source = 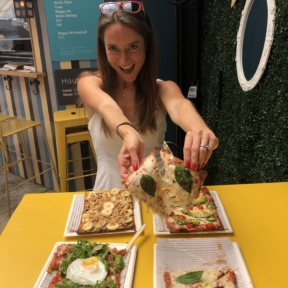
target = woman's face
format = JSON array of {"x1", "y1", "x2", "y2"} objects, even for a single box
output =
[{"x1": 103, "y1": 23, "x2": 146, "y2": 83}]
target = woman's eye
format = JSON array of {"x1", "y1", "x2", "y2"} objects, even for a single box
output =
[
  {"x1": 108, "y1": 46, "x2": 117, "y2": 52},
  {"x1": 130, "y1": 44, "x2": 138, "y2": 50}
]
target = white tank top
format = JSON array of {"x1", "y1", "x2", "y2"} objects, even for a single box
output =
[{"x1": 88, "y1": 110, "x2": 167, "y2": 190}]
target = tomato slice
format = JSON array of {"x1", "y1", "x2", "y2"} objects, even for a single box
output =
[
  {"x1": 186, "y1": 223, "x2": 195, "y2": 229},
  {"x1": 201, "y1": 187, "x2": 209, "y2": 194},
  {"x1": 205, "y1": 223, "x2": 215, "y2": 230}
]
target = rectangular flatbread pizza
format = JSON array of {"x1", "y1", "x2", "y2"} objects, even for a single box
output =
[
  {"x1": 122, "y1": 151, "x2": 166, "y2": 217},
  {"x1": 122, "y1": 149, "x2": 206, "y2": 217},
  {"x1": 163, "y1": 268, "x2": 237, "y2": 288},
  {"x1": 122, "y1": 148, "x2": 224, "y2": 233},
  {"x1": 77, "y1": 189, "x2": 136, "y2": 234},
  {"x1": 164, "y1": 187, "x2": 224, "y2": 233},
  {"x1": 47, "y1": 239, "x2": 127, "y2": 287}
]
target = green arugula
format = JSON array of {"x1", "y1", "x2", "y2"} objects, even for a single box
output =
[
  {"x1": 110, "y1": 253, "x2": 124, "y2": 274},
  {"x1": 59, "y1": 240, "x2": 110, "y2": 275},
  {"x1": 56, "y1": 277, "x2": 117, "y2": 287},
  {"x1": 55, "y1": 239, "x2": 124, "y2": 288}
]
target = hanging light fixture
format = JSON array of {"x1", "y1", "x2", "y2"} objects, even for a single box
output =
[{"x1": 13, "y1": 0, "x2": 35, "y2": 18}]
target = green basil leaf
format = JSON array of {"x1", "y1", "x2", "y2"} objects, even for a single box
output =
[
  {"x1": 140, "y1": 174, "x2": 156, "y2": 196},
  {"x1": 175, "y1": 271, "x2": 203, "y2": 284},
  {"x1": 175, "y1": 165, "x2": 193, "y2": 192}
]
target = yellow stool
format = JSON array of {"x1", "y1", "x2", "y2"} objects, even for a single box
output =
[
  {"x1": 0, "y1": 117, "x2": 59, "y2": 216},
  {"x1": 0, "y1": 114, "x2": 14, "y2": 173},
  {"x1": 0, "y1": 114, "x2": 13, "y2": 122},
  {"x1": 54, "y1": 108, "x2": 97, "y2": 192}
]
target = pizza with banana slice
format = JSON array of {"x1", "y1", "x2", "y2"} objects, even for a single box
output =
[{"x1": 77, "y1": 189, "x2": 135, "y2": 234}]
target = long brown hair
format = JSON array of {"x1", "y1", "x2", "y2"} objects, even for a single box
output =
[{"x1": 91, "y1": 5, "x2": 159, "y2": 135}]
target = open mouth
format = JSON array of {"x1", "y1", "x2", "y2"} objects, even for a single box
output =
[{"x1": 120, "y1": 64, "x2": 134, "y2": 73}]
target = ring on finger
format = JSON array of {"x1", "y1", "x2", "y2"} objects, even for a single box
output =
[{"x1": 200, "y1": 144, "x2": 210, "y2": 150}]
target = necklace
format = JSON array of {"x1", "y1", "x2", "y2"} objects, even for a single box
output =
[{"x1": 119, "y1": 88, "x2": 125, "y2": 97}]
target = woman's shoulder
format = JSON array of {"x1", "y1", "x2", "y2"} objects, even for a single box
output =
[
  {"x1": 157, "y1": 79, "x2": 180, "y2": 93},
  {"x1": 79, "y1": 70, "x2": 100, "y2": 78},
  {"x1": 77, "y1": 70, "x2": 102, "y2": 85},
  {"x1": 156, "y1": 80, "x2": 179, "y2": 114},
  {"x1": 157, "y1": 78, "x2": 173, "y2": 83}
]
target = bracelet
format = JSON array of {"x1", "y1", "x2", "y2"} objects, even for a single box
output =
[{"x1": 116, "y1": 122, "x2": 137, "y2": 139}]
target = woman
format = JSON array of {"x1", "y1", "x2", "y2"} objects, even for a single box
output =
[{"x1": 77, "y1": 1, "x2": 218, "y2": 190}]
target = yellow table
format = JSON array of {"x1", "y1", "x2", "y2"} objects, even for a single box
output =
[{"x1": 0, "y1": 182, "x2": 287, "y2": 287}]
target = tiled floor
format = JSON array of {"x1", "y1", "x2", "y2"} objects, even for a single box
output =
[{"x1": 0, "y1": 171, "x2": 54, "y2": 234}]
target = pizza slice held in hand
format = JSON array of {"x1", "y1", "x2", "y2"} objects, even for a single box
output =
[
  {"x1": 122, "y1": 149, "x2": 208, "y2": 218},
  {"x1": 160, "y1": 148, "x2": 207, "y2": 214},
  {"x1": 123, "y1": 148, "x2": 225, "y2": 233},
  {"x1": 122, "y1": 151, "x2": 166, "y2": 217},
  {"x1": 161, "y1": 148, "x2": 208, "y2": 195}
]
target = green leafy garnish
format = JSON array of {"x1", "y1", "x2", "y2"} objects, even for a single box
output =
[
  {"x1": 56, "y1": 276, "x2": 118, "y2": 287},
  {"x1": 54, "y1": 239, "x2": 125, "y2": 288},
  {"x1": 111, "y1": 253, "x2": 125, "y2": 273},
  {"x1": 59, "y1": 240, "x2": 110, "y2": 275},
  {"x1": 140, "y1": 174, "x2": 156, "y2": 196},
  {"x1": 175, "y1": 271, "x2": 204, "y2": 284},
  {"x1": 175, "y1": 165, "x2": 193, "y2": 192}
]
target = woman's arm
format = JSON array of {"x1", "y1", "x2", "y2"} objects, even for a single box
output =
[
  {"x1": 158, "y1": 80, "x2": 219, "y2": 170},
  {"x1": 77, "y1": 74, "x2": 144, "y2": 177},
  {"x1": 78, "y1": 75, "x2": 126, "y2": 127}
]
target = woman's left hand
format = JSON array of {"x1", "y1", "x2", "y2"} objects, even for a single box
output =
[{"x1": 183, "y1": 130, "x2": 219, "y2": 170}]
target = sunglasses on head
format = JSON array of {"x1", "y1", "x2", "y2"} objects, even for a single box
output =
[{"x1": 99, "y1": 1, "x2": 145, "y2": 15}]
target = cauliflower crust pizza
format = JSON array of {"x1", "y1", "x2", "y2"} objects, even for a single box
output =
[
  {"x1": 164, "y1": 187, "x2": 224, "y2": 233},
  {"x1": 122, "y1": 149, "x2": 207, "y2": 217},
  {"x1": 77, "y1": 189, "x2": 135, "y2": 234},
  {"x1": 122, "y1": 151, "x2": 166, "y2": 217},
  {"x1": 163, "y1": 268, "x2": 237, "y2": 288},
  {"x1": 122, "y1": 149, "x2": 224, "y2": 233}
]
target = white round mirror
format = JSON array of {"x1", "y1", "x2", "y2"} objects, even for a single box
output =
[{"x1": 236, "y1": 0, "x2": 276, "y2": 91}]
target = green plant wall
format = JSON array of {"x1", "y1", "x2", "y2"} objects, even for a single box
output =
[{"x1": 199, "y1": 0, "x2": 288, "y2": 184}]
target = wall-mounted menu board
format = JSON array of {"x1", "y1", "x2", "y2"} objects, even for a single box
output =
[
  {"x1": 54, "y1": 68, "x2": 95, "y2": 105},
  {"x1": 43, "y1": 0, "x2": 100, "y2": 61}
]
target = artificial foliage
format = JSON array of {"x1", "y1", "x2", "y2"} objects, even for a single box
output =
[{"x1": 199, "y1": 0, "x2": 288, "y2": 184}]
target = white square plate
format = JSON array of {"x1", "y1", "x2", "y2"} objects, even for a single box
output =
[
  {"x1": 153, "y1": 237, "x2": 254, "y2": 288},
  {"x1": 64, "y1": 194, "x2": 142, "y2": 237},
  {"x1": 34, "y1": 242, "x2": 137, "y2": 288},
  {"x1": 153, "y1": 191, "x2": 233, "y2": 235}
]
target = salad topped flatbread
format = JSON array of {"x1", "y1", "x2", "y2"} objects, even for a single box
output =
[{"x1": 47, "y1": 239, "x2": 127, "y2": 288}]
